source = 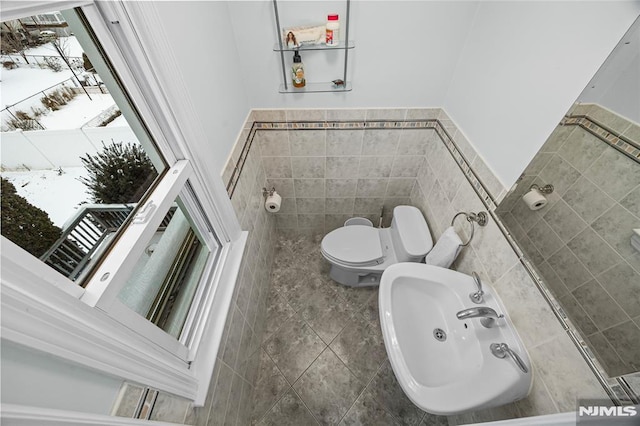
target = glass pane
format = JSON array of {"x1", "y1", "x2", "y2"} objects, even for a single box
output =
[
  {"x1": 0, "y1": 9, "x2": 165, "y2": 283},
  {"x1": 117, "y1": 195, "x2": 213, "y2": 339}
]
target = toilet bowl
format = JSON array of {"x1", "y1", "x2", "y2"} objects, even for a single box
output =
[{"x1": 321, "y1": 205, "x2": 433, "y2": 287}]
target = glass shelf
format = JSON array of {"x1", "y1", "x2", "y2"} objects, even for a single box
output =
[
  {"x1": 273, "y1": 40, "x2": 355, "y2": 52},
  {"x1": 278, "y1": 81, "x2": 352, "y2": 94},
  {"x1": 273, "y1": 0, "x2": 352, "y2": 95}
]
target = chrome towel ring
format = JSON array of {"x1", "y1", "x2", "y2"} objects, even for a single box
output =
[{"x1": 451, "y1": 211, "x2": 488, "y2": 246}]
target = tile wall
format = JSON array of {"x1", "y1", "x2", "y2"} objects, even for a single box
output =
[
  {"x1": 497, "y1": 104, "x2": 640, "y2": 377},
  {"x1": 244, "y1": 109, "x2": 442, "y2": 235},
  {"x1": 404, "y1": 109, "x2": 610, "y2": 422},
  {"x1": 183, "y1": 117, "x2": 279, "y2": 425},
  {"x1": 245, "y1": 108, "x2": 612, "y2": 421}
]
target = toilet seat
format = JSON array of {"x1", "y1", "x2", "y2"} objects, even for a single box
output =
[{"x1": 321, "y1": 225, "x2": 384, "y2": 266}]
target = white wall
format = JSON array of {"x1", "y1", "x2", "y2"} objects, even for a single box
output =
[
  {"x1": 227, "y1": 1, "x2": 478, "y2": 108},
  {"x1": 443, "y1": 1, "x2": 640, "y2": 188},
  {"x1": 578, "y1": 16, "x2": 640, "y2": 124},
  {"x1": 594, "y1": 53, "x2": 640, "y2": 123},
  {"x1": 152, "y1": 1, "x2": 251, "y2": 175},
  {"x1": 1, "y1": 341, "x2": 122, "y2": 414},
  {"x1": 226, "y1": 1, "x2": 639, "y2": 188}
]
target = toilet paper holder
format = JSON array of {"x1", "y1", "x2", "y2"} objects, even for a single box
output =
[
  {"x1": 530, "y1": 183, "x2": 554, "y2": 194},
  {"x1": 262, "y1": 187, "x2": 276, "y2": 197}
]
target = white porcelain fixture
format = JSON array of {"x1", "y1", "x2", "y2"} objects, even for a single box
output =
[
  {"x1": 321, "y1": 206, "x2": 432, "y2": 287},
  {"x1": 379, "y1": 263, "x2": 532, "y2": 415}
]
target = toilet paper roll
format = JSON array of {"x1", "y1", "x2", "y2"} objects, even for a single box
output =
[
  {"x1": 522, "y1": 188, "x2": 547, "y2": 211},
  {"x1": 265, "y1": 191, "x2": 282, "y2": 213}
]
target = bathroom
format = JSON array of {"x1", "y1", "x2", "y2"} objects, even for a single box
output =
[{"x1": 1, "y1": 1, "x2": 639, "y2": 425}]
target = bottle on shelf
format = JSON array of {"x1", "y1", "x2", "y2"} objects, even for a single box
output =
[
  {"x1": 292, "y1": 50, "x2": 305, "y2": 88},
  {"x1": 326, "y1": 14, "x2": 340, "y2": 46}
]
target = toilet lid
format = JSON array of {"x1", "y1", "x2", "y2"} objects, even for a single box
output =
[{"x1": 321, "y1": 225, "x2": 384, "y2": 265}]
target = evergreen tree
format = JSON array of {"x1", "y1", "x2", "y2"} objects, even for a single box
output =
[
  {"x1": 1, "y1": 178, "x2": 62, "y2": 257},
  {"x1": 80, "y1": 141, "x2": 157, "y2": 204}
]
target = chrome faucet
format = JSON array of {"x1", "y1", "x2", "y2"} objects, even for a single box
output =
[
  {"x1": 490, "y1": 343, "x2": 528, "y2": 373},
  {"x1": 469, "y1": 271, "x2": 484, "y2": 304},
  {"x1": 456, "y1": 306, "x2": 504, "y2": 328}
]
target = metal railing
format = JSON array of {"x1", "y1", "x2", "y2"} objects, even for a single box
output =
[
  {"x1": 40, "y1": 204, "x2": 134, "y2": 281},
  {"x1": 40, "y1": 204, "x2": 176, "y2": 282}
]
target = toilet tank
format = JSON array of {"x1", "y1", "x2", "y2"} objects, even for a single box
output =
[{"x1": 389, "y1": 206, "x2": 433, "y2": 262}]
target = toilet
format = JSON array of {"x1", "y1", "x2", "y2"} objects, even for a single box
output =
[{"x1": 321, "y1": 205, "x2": 433, "y2": 287}]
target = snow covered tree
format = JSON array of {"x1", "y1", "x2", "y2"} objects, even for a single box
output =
[
  {"x1": 79, "y1": 141, "x2": 157, "y2": 204},
  {"x1": 1, "y1": 178, "x2": 62, "y2": 257},
  {"x1": 0, "y1": 24, "x2": 30, "y2": 62}
]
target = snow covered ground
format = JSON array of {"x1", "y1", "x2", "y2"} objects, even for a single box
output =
[
  {"x1": 1, "y1": 66, "x2": 75, "y2": 106},
  {"x1": 23, "y1": 36, "x2": 85, "y2": 58},
  {"x1": 2, "y1": 35, "x2": 122, "y2": 130},
  {"x1": 38, "y1": 94, "x2": 117, "y2": 129},
  {"x1": 1, "y1": 64, "x2": 119, "y2": 130},
  {"x1": 2, "y1": 167, "x2": 90, "y2": 228},
  {"x1": 1, "y1": 37, "x2": 130, "y2": 227},
  {"x1": 106, "y1": 114, "x2": 130, "y2": 127},
  {"x1": 2, "y1": 37, "x2": 85, "y2": 106}
]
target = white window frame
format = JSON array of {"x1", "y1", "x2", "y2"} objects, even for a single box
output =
[
  {"x1": 2, "y1": 403, "x2": 182, "y2": 426},
  {"x1": 0, "y1": 0, "x2": 245, "y2": 406},
  {"x1": 82, "y1": 160, "x2": 197, "y2": 362}
]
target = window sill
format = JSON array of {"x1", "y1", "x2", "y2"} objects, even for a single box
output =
[
  {"x1": 0, "y1": 230, "x2": 247, "y2": 405},
  {"x1": 188, "y1": 231, "x2": 247, "y2": 406}
]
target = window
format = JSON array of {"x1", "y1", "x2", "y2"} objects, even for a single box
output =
[
  {"x1": 1, "y1": 0, "x2": 244, "y2": 405},
  {"x1": 0, "y1": 5, "x2": 223, "y2": 360}
]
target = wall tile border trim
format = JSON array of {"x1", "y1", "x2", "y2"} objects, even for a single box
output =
[
  {"x1": 563, "y1": 115, "x2": 640, "y2": 163},
  {"x1": 433, "y1": 124, "x2": 497, "y2": 210},
  {"x1": 226, "y1": 122, "x2": 259, "y2": 198},
  {"x1": 226, "y1": 119, "x2": 498, "y2": 211}
]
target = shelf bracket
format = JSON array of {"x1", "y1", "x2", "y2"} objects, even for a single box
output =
[
  {"x1": 273, "y1": 0, "x2": 289, "y2": 91},
  {"x1": 343, "y1": 0, "x2": 350, "y2": 85}
]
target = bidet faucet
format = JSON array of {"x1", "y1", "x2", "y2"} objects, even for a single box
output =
[
  {"x1": 456, "y1": 306, "x2": 504, "y2": 328},
  {"x1": 490, "y1": 343, "x2": 528, "y2": 373},
  {"x1": 469, "y1": 271, "x2": 484, "y2": 304}
]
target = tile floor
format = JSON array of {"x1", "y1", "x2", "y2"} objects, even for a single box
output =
[{"x1": 251, "y1": 233, "x2": 449, "y2": 425}]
